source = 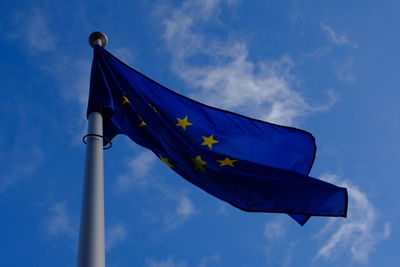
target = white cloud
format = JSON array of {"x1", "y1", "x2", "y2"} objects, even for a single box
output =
[
  {"x1": 0, "y1": 127, "x2": 44, "y2": 193},
  {"x1": 158, "y1": 0, "x2": 333, "y2": 125},
  {"x1": 176, "y1": 195, "x2": 196, "y2": 217},
  {"x1": 197, "y1": 253, "x2": 220, "y2": 267},
  {"x1": 337, "y1": 57, "x2": 356, "y2": 84},
  {"x1": 282, "y1": 242, "x2": 295, "y2": 267},
  {"x1": 264, "y1": 218, "x2": 286, "y2": 241},
  {"x1": 46, "y1": 202, "x2": 73, "y2": 236},
  {"x1": 52, "y1": 58, "x2": 92, "y2": 111},
  {"x1": 115, "y1": 149, "x2": 196, "y2": 233},
  {"x1": 146, "y1": 256, "x2": 187, "y2": 267},
  {"x1": 146, "y1": 253, "x2": 219, "y2": 267},
  {"x1": 116, "y1": 150, "x2": 157, "y2": 191},
  {"x1": 162, "y1": 193, "x2": 197, "y2": 232},
  {"x1": 321, "y1": 22, "x2": 357, "y2": 48},
  {"x1": 6, "y1": 8, "x2": 135, "y2": 147},
  {"x1": 5, "y1": 8, "x2": 93, "y2": 145},
  {"x1": 129, "y1": 150, "x2": 158, "y2": 177},
  {"x1": 8, "y1": 8, "x2": 56, "y2": 52},
  {"x1": 106, "y1": 224, "x2": 127, "y2": 250},
  {"x1": 306, "y1": 46, "x2": 332, "y2": 61},
  {"x1": 315, "y1": 174, "x2": 390, "y2": 264},
  {"x1": 112, "y1": 47, "x2": 135, "y2": 65},
  {"x1": 264, "y1": 217, "x2": 294, "y2": 266},
  {"x1": 42, "y1": 56, "x2": 94, "y2": 146},
  {"x1": 216, "y1": 202, "x2": 230, "y2": 215}
]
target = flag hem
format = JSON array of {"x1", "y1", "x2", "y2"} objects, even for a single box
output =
[{"x1": 226, "y1": 186, "x2": 347, "y2": 219}]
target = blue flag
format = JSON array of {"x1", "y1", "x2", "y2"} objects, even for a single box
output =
[{"x1": 88, "y1": 45, "x2": 347, "y2": 226}]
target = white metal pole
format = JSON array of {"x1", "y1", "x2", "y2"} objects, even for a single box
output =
[{"x1": 77, "y1": 32, "x2": 108, "y2": 267}]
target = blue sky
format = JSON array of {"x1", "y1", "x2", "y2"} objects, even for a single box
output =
[{"x1": 1, "y1": 0, "x2": 399, "y2": 266}]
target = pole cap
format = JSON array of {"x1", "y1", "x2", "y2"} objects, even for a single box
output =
[{"x1": 89, "y1": 32, "x2": 108, "y2": 48}]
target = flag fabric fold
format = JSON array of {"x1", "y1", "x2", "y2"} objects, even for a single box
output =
[{"x1": 87, "y1": 45, "x2": 348, "y2": 225}]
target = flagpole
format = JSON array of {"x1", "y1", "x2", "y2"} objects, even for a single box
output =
[{"x1": 77, "y1": 32, "x2": 108, "y2": 267}]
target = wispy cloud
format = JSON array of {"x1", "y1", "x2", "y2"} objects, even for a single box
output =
[
  {"x1": 158, "y1": 0, "x2": 333, "y2": 125},
  {"x1": 315, "y1": 174, "x2": 390, "y2": 264},
  {"x1": 197, "y1": 253, "x2": 220, "y2": 267},
  {"x1": 176, "y1": 194, "x2": 196, "y2": 217},
  {"x1": 0, "y1": 123, "x2": 44, "y2": 193},
  {"x1": 106, "y1": 224, "x2": 127, "y2": 250},
  {"x1": 337, "y1": 57, "x2": 356, "y2": 84},
  {"x1": 8, "y1": 8, "x2": 56, "y2": 52},
  {"x1": 146, "y1": 253, "x2": 220, "y2": 267},
  {"x1": 116, "y1": 150, "x2": 157, "y2": 191},
  {"x1": 321, "y1": 22, "x2": 357, "y2": 48},
  {"x1": 306, "y1": 46, "x2": 332, "y2": 61},
  {"x1": 264, "y1": 217, "x2": 294, "y2": 267},
  {"x1": 216, "y1": 202, "x2": 230, "y2": 215},
  {"x1": 0, "y1": 145, "x2": 43, "y2": 193},
  {"x1": 320, "y1": 23, "x2": 357, "y2": 84},
  {"x1": 146, "y1": 255, "x2": 187, "y2": 267},
  {"x1": 5, "y1": 6, "x2": 95, "y2": 146},
  {"x1": 39, "y1": 55, "x2": 93, "y2": 147},
  {"x1": 46, "y1": 202, "x2": 74, "y2": 236},
  {"x1": 112, "y1": 47, "x2": 136, "y2": 65},
  {"x1": 115, "y1": 149, "x2": 196, "y2": 233},
  {"x1": 264, "y1": 218, "x2": 286, "y2": 241},
  {"x1": 156, "y1": 191, "x2": 197, "y2": 233},
  {"x1": 51, "y1": 58, "x2": 92, "y2": 111}
]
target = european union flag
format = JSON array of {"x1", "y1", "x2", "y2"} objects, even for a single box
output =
[{"x1": 88, "y1": 45, "x2": 347, "y2": 226}]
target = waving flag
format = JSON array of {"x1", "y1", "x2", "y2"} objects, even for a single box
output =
[{"x1": 87, "y1": 45, "x2": 347, "y2": 226}]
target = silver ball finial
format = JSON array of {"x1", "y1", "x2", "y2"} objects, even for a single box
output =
[{"x1": 89, "y1": 32, "x2": 108, "y2": 48}]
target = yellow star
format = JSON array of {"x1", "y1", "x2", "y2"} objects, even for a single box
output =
[
  {"x1": 191, "y1": 155, "x2": 206, "y2": 172},
  {"x1": 217, "y1": 157, "x2": 238, "y2": 167},
  {"x1": 138, "y1": 120, "x2": 147, "y2": 127},
  {"x1": 148, "y1": 103, "x2": 158, "y2": 112},
  {"x1": 176, "y1": 116, "x2": 193, "y2": 130},
  {"x1": 137, "y1": 116, "x2": 147, "y2": 127},
  {"x1": 122, "y1": 96, "x2": 130, "y2": 105},
  {"x1": 201, "y1": 134, "x2": 219, "y2": 149},
  {"x1": 159, "y1": 155, "x2": 174, "y2": 168}
]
